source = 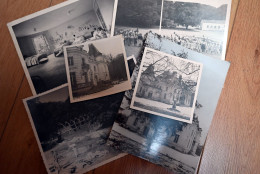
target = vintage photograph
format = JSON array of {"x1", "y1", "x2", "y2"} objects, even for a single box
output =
[
  {"x1": 107, "y1": 32, "x2": 230, "y2": 174},
  {"x1": 112, "y1": 0, "x2": 163, "y2": 57},
  {"x1": 8, "y1": 0, "x2": 115, "y2": 95},
  {"x1": 130, "y1": 47, "x2": 203, "y2": 123},
  {"x1": 64, "y1": 35, "x2": 131, "y2": 103},
  {"x1": 23, "y1": 85, "x2": 127, "y2": 174},
  {"x1": 160, "y1": 0, "x2": 232, "y2": 60}
]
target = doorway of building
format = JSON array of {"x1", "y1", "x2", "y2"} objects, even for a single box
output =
[{"x1": 148, "y1": 92, "x2": 153, "y2": 99}]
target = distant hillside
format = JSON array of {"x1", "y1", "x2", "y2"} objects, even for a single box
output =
[
  {"x1": 115, "y1": 0, "x2": 162, "y2": 28},
  {"x1": 162, "y1": 1, "x2": 228, "y2": 29},
  {"x1": 200, "y1": 4, "x2": 227, "y2": 20}
]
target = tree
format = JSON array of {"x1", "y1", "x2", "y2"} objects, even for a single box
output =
[
  {"x1": 116, "y1": 0, "x2": 162, "y2": 28},
  {"x1": 170, "y1": 2, "x2": 202, "y2": 29},
  {"x1": 162, "y1": 1, "x2": 228, "y2": 30},
  {"x1": 142, "y1": 50, "x2": 201, "y2": 82},
  {"x1": 138, "y1": 50, "x2": 201, "y2": 109}
]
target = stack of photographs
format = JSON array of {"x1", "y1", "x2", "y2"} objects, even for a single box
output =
[
  {"x1": 107, "y1": 32, "x2": 230, "y2": 173},
  {"x1": 7, "y1": 0, "x2": 232, "y2": 173},
  {"x1": 8, "y1": 0, "x2": 116, "y2": 95},
  {"x1": 23, "y1": 54, "x2": 135, "y2": 174},
  {"x1": 8, "y1": 0, "x2": 133, "y2": 174}
]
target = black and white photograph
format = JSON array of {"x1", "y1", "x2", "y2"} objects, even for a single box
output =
[
  {"x1": 130, "y1": 47, "x2": 203, "y2": 123},
  {"x1": 107, "y1": 32, "x2": 230, "y2": 174},
  {"x1": 160, "y1": 0, "x2": 232, "y2": 60},
  {"x1": 64, "y1": 35, "x2": 131, "y2": 103},
  {"x1": 127, "y1": 55, "x2": 137, "y2": 76},
  {"x1": 8, "y1": 0, "x2": 115, "y2": 95},
  {"x1": 23, "y1": 85, "x2": 128, "y2": 174},
  {"x1": 112, "y1": 0, "x2": 163, "y2": 57}
]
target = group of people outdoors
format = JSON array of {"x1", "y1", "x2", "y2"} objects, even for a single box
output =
[
  {"x1": 115, "y1": 28, "x2": 144, "y2": 47},
  {"x1": 164, "y1": 32, "x2": 223, "y2": 56}
]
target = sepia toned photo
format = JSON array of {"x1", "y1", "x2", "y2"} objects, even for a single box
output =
[
  {"x1": 8, "y1": 0, "x2": 115, "y2": 95},
  {"x1": 64, "y1": 35, "x2": 131, "y2": 103},
  {"x1": 23, "y1": 85, "x2": 126, "y2": 174},
  {"x1": 107, "y1": 32, "x2": 230, "y2": 174},
  {"x1": 131, "y1": 47, "x2": 203, "y2": 123},
  {"x1": 160, "y1": 0, "x2": 232, "y2": 60}
]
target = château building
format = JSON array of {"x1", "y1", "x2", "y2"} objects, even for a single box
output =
[
  {"x1": 123, "y1": 110, "x2": 201, "y2": 155},
  {"x1": 66, "y1": 44, "x2": 110, "y2": 90},
  {"x1": 136, "y1": 65, "x2": 195, "y2": 107}
]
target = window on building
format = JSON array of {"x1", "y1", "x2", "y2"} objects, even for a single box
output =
[
  {"x1": 70, "y1": 72, "x2": 76, "y2": 87},
  {"x1": 174, "y1": 135, "x2": 179, "y2": 143},
  {"x1": 68, "y1": 56, "x2": 74, "y2": 66},
  {"x1": 81, "y1": 58, "x2": 84, "y2": 64},
  {"x1": 187, "y1": 139, "x2": 191, "y2": 148},
  {"x1": 94, "y1": 66, "x2": 96, "y2": 72},
  {"x1": 148, "y1": 92, "x2": 153, "y2": 98},
  {"x1": 133, "y1": 118, "x2": 139, "y2": 126}
]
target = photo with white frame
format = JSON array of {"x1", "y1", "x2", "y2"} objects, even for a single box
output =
[
  {"x1": 130, "y1": 47, "x2": 203, "y2": 123},
  {"x1": 64, "y1": 35, "x2": 131, "y2": 103},
  {"x1": 111, "y1": 0, "x2": 231, "y2": 60},
  {"x1": 23, "y1": 84, "x2": 126, "y2": 174},
  {"x1": 159, "y1": 0, "x2": 232, "y2": 60}
]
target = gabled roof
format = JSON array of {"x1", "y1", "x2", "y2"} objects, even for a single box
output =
[{"x1": 88, "y1": 43, "x2": 102, "y2": 57}]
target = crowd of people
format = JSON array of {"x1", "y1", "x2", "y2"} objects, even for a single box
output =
[
  {"x1": 163, "y1": 32, "x2": 223, "y2": 56},
  {"x1": 115, "y1": 28, "x2": 144, "y2": 47},
  {"x1": 115, "y1": 28, "x2": 222, "y2": 56}
]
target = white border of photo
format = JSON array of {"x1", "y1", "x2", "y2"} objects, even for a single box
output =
[
  {"x1": 130, "y1": 47, "x2": 203, "y2": 123},
  {"x1": 23, "y1": 84, "x2": 127, "y2": 174},
  {"x1": 64, "y1": 35, "x2": 132, "y2": 103}
]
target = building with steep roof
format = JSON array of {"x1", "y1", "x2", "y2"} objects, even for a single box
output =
[
  {"x1": 136, "y1": 65, "x2": 195, "y2": 107},
  {"x1": 124, "y1": 110, "x2": 202, "y2": 154},
  {"x1": 67, "y1": 44, "x2": 110, "y2": 90}
]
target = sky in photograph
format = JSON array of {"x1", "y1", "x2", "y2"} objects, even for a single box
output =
[
  {"x1": 83, "y1": 37, "x2": 124, "y2": 58},
  {"x1": 143, "y1": 49, "x2": 202, "y2": 83},
  {"x1": 165, "y1": 0, "x2": 229, "y2": 8},
  {"x1": 37, "y1": 86, "x2": 68, "y2": 103}
]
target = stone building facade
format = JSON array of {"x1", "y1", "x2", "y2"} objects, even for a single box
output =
[
  {"x1": 67, "y1": 44, "x2": 110, "y2": 90},
  {"x1": 136, "y1": 65, "x2": 195, "y2": 107},
  {"x1": 124, "y1": 111, "x2": 201, "y2": 155}
]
